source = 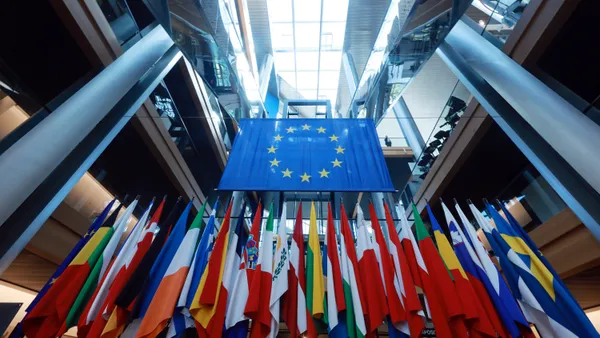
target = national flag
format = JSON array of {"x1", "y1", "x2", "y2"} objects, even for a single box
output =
[
  {"x1": 168, "y1": 202, "x2": 217, "y2": 338},
  {"x1": 269, "y1": 203, "x2": 289, "y2": 336},
  {"x1": 307, "y1": 202, "x2": 326, "y2": 325},
  {"x1": 499, "y1": 202, "x2": 581, "y2": 303},
  {"x1": 427, "y1": 203, "x2": 496, "y2": 337},
  {"x1": 65, "y1": 198, "x2": 139, "y2": 333},
  {"x1": 455, "y1": 203, "x2": 530, "y2": 338},
  {"x1": 355, "y1": 205, "x2": 388, "y2": 333},
  {"x1": 21, "y1": 201, "x2": 125, "y2": 338},
  {"x1": 442, "y1": 202, "x2": 509, "y2": 337},
  {"x1": 324, "y1": 203, "x2": 348, "y2": 337},
  {"x1": 86, "y1": 199, "x2": 166, "y2": 338},
  {"x1": 383, "y1": 202, "x2": 424, "y2": 338},
  {"x1": 100, "y1": 199, "x2": 181, "y2": 338},
  {"x1": 121, "y1": 200, "x2": 193, "y2": 337},
  {"x1": 484, "y1": 203, "x2": 599, "y2": 337},
  {"x1": 246, "y1": 202, "x2": 263, "y2": 282},
  {"x1": 135, "y1": 201, "x2": 205, "y2": 338},
  {"x1": 339, "y1": 203, "x2": 367, "y2": 338},
  {"x1": 222, "y1": 202, "x2": 262, "y2": 337},
  {"x1": 244, "y1": 202, "x2": 275, "y2": 338},
  {"x1": 223, "y1": 202, "x2": 248, "y2": 337},
  {"x1": 190, "y1": 199, "x2": 234, "y2": 337},
  {"x1": 222, "y1": 203, "x2": 250, "y2": 337},
  {"x1": 78, "y1": 200, "x2": 154, "y2": 337},
  {"x1": 283, "y1": 203, "x2": 313, "y2": 336},
  {"x1": 368, "y1": 204, "x2": 405, "y2": 332},
  {"x1": 412, "y1": 203, "x2": 465, "y2": 338},
  {"x1": 10, "y1": 199, "x2": 116, "y2": 338}
]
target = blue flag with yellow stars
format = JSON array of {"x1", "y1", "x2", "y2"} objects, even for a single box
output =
[{"x1": 218, "y1": 118, "x2": 394, "y2": 191}]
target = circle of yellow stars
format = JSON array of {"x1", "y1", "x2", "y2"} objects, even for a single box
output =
[{"x1": 267, "y1": 124, "x2": 344, "y2": 183}]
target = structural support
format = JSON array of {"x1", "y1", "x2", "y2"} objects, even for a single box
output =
[
  {"x1": 391, "y1": 97, "x2": 426, "y2": 159},
  {"x1": 0, "y1": 26, "x2": 174, "y2": 228},
  {"x1": 343, "y1": 53, "x2": 358, "y2": 95},
  {"x1": 0, "y1": 44, "x2": 182, "y2": 273},
  {"x1": 258, "y1": 54, "x2": 274, "y2": 101},
  {"x1": 445, "y1": 20, "x2": 600, "y2": 196},
  {"x1": 437, "y1": 41, "x2": 600, "y2": 241}
]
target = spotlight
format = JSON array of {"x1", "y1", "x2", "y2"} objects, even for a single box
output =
[{"x1": 434, "y1": 130, "x2": 450, "y2": 139}]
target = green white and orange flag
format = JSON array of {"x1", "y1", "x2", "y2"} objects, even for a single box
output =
[
  {"x1": 22, "y1": 201, "x2": 124, "y2": 338},
  {"x1": 135, "y1": 202, "x2": 206, "y2": 338},
  {"x1": 307, "y1": 202, "x2": 325, "y2": 323},
  {"x1": 339, "y1": 203, "x2": 367, "y2": 338}
]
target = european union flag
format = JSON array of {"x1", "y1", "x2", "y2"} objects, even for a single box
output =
[{"x1": 219, "y1": 119, "x2": 394, "y2": 191}]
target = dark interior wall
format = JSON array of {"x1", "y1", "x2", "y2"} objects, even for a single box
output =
[
  {"x1": 89, "y1": 122, "x2": 181, "y2": 216},
  {"x1": 536, "y1": 0, "x2": 600, "y2": 106},
  {"x1": 424, "y1": 123, "x2": 529, "y2": 226},
  {"x1": 0, "y1": 1, "x2": 96, "y2": 109},
  {"x1": 163, "y1": 66, "x2": 224, "y2": 194}
]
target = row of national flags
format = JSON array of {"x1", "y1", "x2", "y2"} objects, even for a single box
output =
[{"x1": 12, "y1": 195, "x2": 598, "y2": 338}]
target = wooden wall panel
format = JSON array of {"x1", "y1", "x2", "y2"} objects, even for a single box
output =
[
  {"x1": 0, "y1": 250, "x2": 58, "y2": 292},
  {"x1": 530, "y1": 208, "x2": 600, "y2": 279}
]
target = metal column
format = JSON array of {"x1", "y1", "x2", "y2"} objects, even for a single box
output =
[
  {"x1": 445, "y1": 20, "x2": 600, "y2": 196},
  {"x1": 392, "y1": 97, "x2": 426, "y2": 159},
  {"x1": 0, "y1": 44, "x2": 181, "y2": 272},
  {"x1": 0, "y1": 26, "x2": 174, "y2": 228},
  {"x1": 437, "y1": 41, "x2": 600, "y2": 241}
]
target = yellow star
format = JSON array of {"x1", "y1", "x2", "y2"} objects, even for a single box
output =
[
  {"x1": 282, "y1": 168, "x2": 293, "y2": 178},
  {"x1": 335, "y1": 145, "x2": 345, "y2": 154},
  {"x1": 84, "y1": 229, "x2": 96, "y2": 238},
  {"x1": 274, "y1": 134, "x2": 283, "y2": 141},
  {"x1": 319, "y1": 168, "x2": 330, "y2": 178},
  {"x1": 270, "y1": 158, "x2": 280, "y2": 167},
  {"x1": 331, "y1": 158, "x2": 343, "y2": 167},
  {"x1": 50, "y1": 277, "x2": 58, "y2": 285},
  {"x1": 286, "y1": 126, "x2": 296, "y2": 133},
  {"x1": 300, "y1": 172, "x2": 311, "y2": 182},
  {"x1": 267, "y1": 146, "x2": 277, "y2": 154},
  {"x1": 329, "y1": 134, "x2": 339, "y2": 142},
  {"x1": 302, "y1": 124, "x2": 311, "y2": 130},
  {"x1": 317, "y1": 127, "x2": 326, "y2": 134}
]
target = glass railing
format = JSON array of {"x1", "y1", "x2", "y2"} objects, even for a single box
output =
[
  {"x1": 97, "y1": 0, "x2": 146, "y2": 50},
  {"x1": 396, "y1": 80, "x2": 472, "y2": 208},
  {"x1": 464, "y1": 0, "x2": 528, "y2": 45},
  {"x1": 346, "y1": 0, "x2": 474, "y2": 119},
  {"x1": 493, "y1": 166, "x2": 567, "y2": 232},
  {"x1": 143, "y1": 0, "x2": 265, "y2": 121}
]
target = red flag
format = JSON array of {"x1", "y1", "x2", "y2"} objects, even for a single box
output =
[
  {"x1": 244, "y1": 202, "x2": 276, "y2": 338},
  {"x1": 191, "y1": 200, "x2": 234, "y2": 337},
  {"x1": 86, "y1": 200, "x2": 165, "y2": 338},
  {"x1": 283, "y1": 204, "x2": 317, "y2": 337},
  {"x1": 383, "y1": 202, "x2": 424, "y2": 338},
  {"x1": 368, "y1": 204, "x2": 405, "y2": 325},
  {"x1": 413, "y1": 204, "x2": 468, "y2": 337},
  {"x1": 355, "y1": 205, "x2": 388, "y2": 333}
]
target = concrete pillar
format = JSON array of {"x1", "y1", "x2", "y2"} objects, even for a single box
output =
[
  {"x1": 259, "y1": 54, "x2": 274, "y2": 101},
  {"x1": 0, "y1": 26, "x2": 174, "y2": 227},
  {"x1": 445, "y1": 20, "x2": 600, "y2": 196},
  {"x1": 343, "y1": 53, "x2": 358, "y2": 95},
  {"x1": 392, "y1": 97, "x2": 426, "y2": 158}
]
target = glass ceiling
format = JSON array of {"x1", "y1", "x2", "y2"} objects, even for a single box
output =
[{"x1": 267, "y1": 0, "x2": 350, "y2": 112}]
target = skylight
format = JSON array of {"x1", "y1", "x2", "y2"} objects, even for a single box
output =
[{"x1": 267, "y1": 0, "x2": 349, "y2": 112}]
